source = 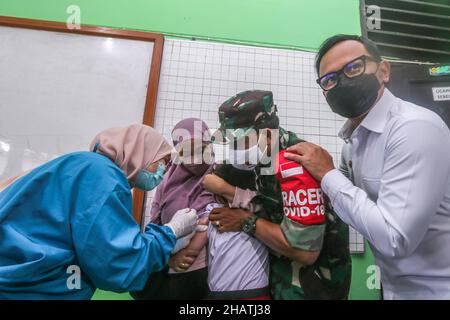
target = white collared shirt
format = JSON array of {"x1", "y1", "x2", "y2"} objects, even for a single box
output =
[{"x1": 321, "y1": 89, "x2": 450, "y2": 300}]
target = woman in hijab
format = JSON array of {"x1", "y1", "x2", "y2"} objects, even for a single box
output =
[
  {"x1": 0, "y1": 124, "x2": 198, "y2": 300},
  {"x1": 131, "y1": 118, "x2": 216, "y2": 300}
]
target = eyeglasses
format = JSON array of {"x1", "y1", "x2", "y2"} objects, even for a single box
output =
[{"x1": 316, "y1": 55, "x2": 380, "y2": 91}]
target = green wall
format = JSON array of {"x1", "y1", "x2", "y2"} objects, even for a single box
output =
[
  {"x1": 0, "y1": 0, "x2": 379, "y2": 300},
  {"x1": 0, "y1": 0, "x2": 362, "y2": 51}
]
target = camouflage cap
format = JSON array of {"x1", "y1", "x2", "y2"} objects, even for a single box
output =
[{"x1": 213, "y1": 90, "x2": 278, "y2": 143}]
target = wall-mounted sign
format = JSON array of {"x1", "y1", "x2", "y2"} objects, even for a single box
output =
[
  {"x1": 430, "y1": 66, "x2": 450, "y2": 77},
  {"x1": 432, "y1": 87, "x2": 450, "y2": 101}
]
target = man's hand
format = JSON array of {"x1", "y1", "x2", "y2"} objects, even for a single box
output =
[
  {"x1": 169, "y1": 248, "x2": 199, "y2": 273},
  {"x1": 284, "y1": 142, "x2": 335, "y2": 181},
  {"x1": 209, "y1": 207, "x2": 252, "y2": 233}
]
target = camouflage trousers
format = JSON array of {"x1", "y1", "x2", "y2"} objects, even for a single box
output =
[{"x1": 269, "y1": 256, "x2": 307, "y2": 300}]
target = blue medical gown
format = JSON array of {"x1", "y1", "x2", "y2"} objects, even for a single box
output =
[{"x1": 0, "y1": 152, "x2": 176, "y2": 299}]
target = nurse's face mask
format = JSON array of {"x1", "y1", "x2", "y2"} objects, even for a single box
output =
[{"x1": 134, "y1": 160, "x2": 167, "y2": 191}]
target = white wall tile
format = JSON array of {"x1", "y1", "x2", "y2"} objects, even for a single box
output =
[{"x1": 145, "y1": 39, "x2": 362, "y2": 250}]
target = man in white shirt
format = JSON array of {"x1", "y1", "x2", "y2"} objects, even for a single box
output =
[{"x1": 285, "y1": 35, "x2": 450, "y2": 300}]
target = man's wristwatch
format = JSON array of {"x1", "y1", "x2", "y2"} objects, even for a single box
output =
[{"x1": 242, "y1": 214, "x2": 259, "y2": 237}]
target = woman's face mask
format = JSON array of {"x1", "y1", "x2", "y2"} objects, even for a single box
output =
[
  {"x1": 177, "y1": 141, "x2": 214, "y2": 176},
  {"x1": 182, "y1": 163, "x2": 211, "y2": 176},
  {"x1": 134, "y1": 162, "x2": 166, "y2": 191}
]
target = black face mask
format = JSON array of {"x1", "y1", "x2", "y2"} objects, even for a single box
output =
[{"x1": 326, "y1": 74, "x2": 381, "y2": 118}]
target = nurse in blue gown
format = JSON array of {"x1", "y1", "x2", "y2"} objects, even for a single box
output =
[{"x1": 0, "y1": 124, "x2": 198, "y2": 299}]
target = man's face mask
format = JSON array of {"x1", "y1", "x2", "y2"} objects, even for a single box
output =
[
  {"x1": 229, "y1": 132, "x2": 268, "y2": 171},
  {"x1": 231, "y1": 144, "x2": 261, "y2": 171},
  {"x1": 134, "y1": 163, "x2": 166, "y2": 191},
  {"x1": 318, "y1": 55, "x2": 382, "y2": 119}
]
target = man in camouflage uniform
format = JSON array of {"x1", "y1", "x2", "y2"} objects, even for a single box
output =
[{"x1": 210, "y1": 90, "x2": 351, "y2": 300}]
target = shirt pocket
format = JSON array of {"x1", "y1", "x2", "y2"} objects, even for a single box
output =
[{"x1": 361, "y1": 177, "x2": 381, "y2": 201}]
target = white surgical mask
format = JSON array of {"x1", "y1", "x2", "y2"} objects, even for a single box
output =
[
  {"x1": 230, "y1": 143, "x2": 260, "y2": 165},
  {"x1": 232, "y1": 163, "x2": 257, "y2": 171},
  {"x1": 228, "y1": 132, "x2": 270, "y2": 168}
]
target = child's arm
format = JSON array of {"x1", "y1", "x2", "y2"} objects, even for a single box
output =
[
  {"x1": 203, "y1": 174, "x2": 236, "y2": 203},
  {"x1": 168, "y1": 216, "x2": 208, "y2": 272},
  {"x1": 204, "y1": 174, "x2": 261, "y2": 211},
  {"x1": 184, "y1": 217, "x2": 208, "y2": 253},
  {"x1": 184, "y1": 230, "x2": 208, "y2": 253}
]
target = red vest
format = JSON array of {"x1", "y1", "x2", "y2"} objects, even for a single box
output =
[{"x1": 275, "y1": 149, "x2": 327, "y2": 226}]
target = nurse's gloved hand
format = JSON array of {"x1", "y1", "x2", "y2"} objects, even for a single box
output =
[
  {"x1": 171, "y1": 224, "x2": 209, "y2": 254},
  {"x1": 164, "y1": 208, "x2": 198, "y2": 238}
]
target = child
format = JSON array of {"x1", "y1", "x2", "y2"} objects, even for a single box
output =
[
  {"x1": 203, "y1": 164, "x2": 270, "y2": 300},
  {"x1": 204, "y1": 148, "x2": 328, "y2": 300}
]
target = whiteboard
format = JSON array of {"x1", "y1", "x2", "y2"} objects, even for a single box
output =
[{"x1": 0, "y1": 26, "x2": 154, "y2": 180}]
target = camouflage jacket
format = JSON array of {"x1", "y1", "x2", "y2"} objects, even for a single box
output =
[{"x1": 252, "y1": 127, "x2": 352, "y2": 300}]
